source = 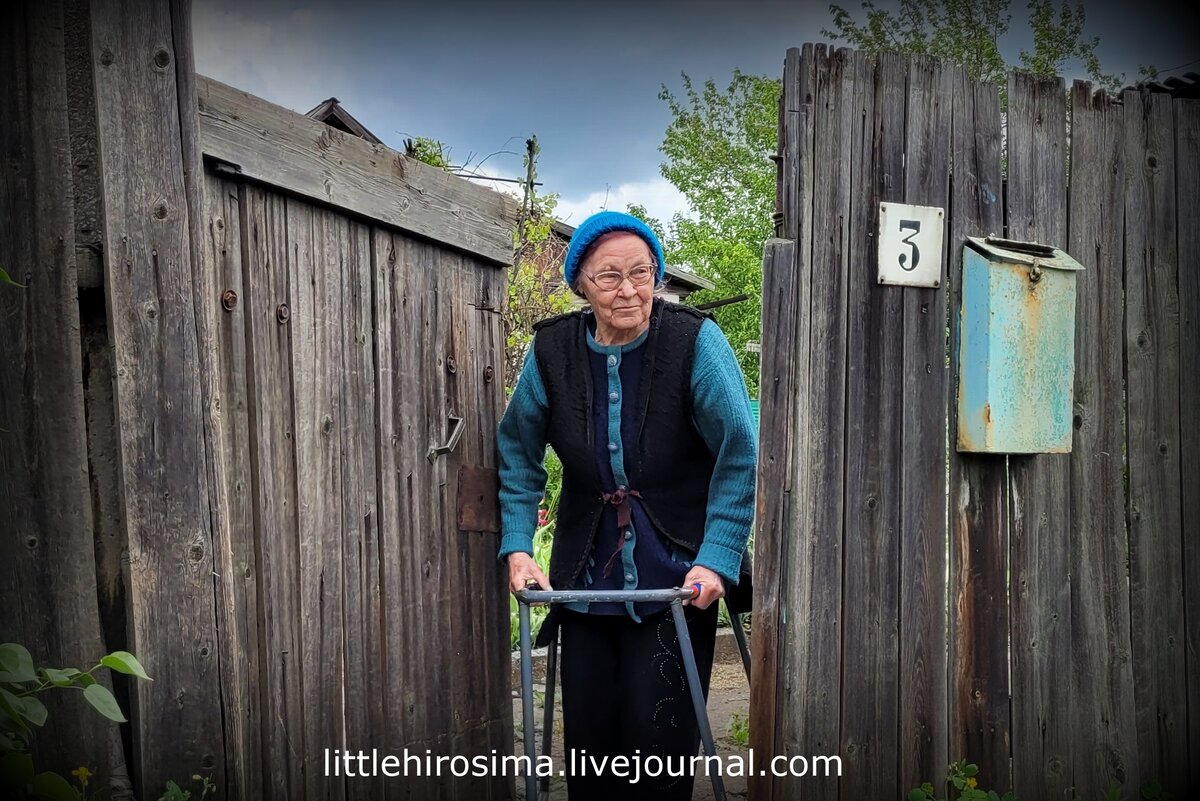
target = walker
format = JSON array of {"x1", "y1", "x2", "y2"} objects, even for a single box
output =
[{"x1": 514, "y1": 587, "x2": 751, "y2": 801}]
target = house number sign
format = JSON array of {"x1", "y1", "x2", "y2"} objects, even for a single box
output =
[{"x1": 877, "y1": 202, "x2": 944, "y2": 288}]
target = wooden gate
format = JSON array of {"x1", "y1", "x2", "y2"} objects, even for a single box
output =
[
  {"x1": 194, "y1": 78, "x2": 513, "y2": 800},
  {"x1": 753, "y1": 44, "x2": 1199, "y2": 801}
]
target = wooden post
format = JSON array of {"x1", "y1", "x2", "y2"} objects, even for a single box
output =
[
  {"x1": 947, "y1": 66, "x2": 1011, "y2": 794},
  {"x1": 0, "y1": 0, "x2": 114, "y2": 780},
  {"x1": 897, "y1": 52, "x2": 951, "y2": 792},
  {"x1": 89, "y1": 0, "x2": 225, "y2": 792},
  {"x1": 838, "y1": 47, "x2": 907, "y2": 801},
  {"x1": 1005, "y1": 71, "x2": 1072, "y2": 801},
  {"x1": 1123, "y1": 87, "x2": 1187, "y2": 794},
  {"x1": 1174, "y1": 96, "x2": 1200, "y2": 794},
  {"x1": 1066, "y1": 81, "x2": 1140, "y2": 800}
]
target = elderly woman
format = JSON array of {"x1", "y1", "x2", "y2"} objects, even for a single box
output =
[{"x1": 497, "y1": 210, "x2": 757, "y2": 800}]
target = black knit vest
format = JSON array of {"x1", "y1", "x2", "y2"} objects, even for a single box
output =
[{"x1": 532, "y1": 298, "x2": 716, "y2": 593}]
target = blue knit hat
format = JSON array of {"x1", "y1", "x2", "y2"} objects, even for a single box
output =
[{"x1": 563, "y1": 211, "x2": 666, "y2": 287}]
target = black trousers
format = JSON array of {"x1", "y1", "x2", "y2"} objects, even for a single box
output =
[{"x1": 558, "y1": 603, "x2": 719, "y2": 801}]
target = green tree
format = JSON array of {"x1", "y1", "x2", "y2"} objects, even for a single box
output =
[
  {"x1": 823, "y1": 0, "x2": 1127, "y2": 93},
  {"x1": 637, "y1": 70, "x2": 780, "y2": 395}
]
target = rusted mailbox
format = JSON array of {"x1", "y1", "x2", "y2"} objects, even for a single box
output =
[{"x1": 957, "y1": 236, "x2": 1083, "y2": 454}]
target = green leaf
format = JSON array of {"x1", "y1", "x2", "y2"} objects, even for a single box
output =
[
  {"x1": 0, "y1": 707, "x2": 30, "y2": 742},
  {"x1": 41, "y1": 668, "x2": 77, "y2": 687},
  {"x1": 0, "y1": 644, "x2": 37, "y2": 683},
  {"x1": 964, "y1": 763, "x2": 980, "y2": 777},
  {"x1": 908, "y1": 789, "x2": 929, "y2": 801},
  {"x1": 101, "y1": 651, "x2": 151, "y2": 681},
  {"x1": 0, "y1": 689, "x2": 31, "y2": 732},
  {"x1": 83, "y1": 684, "x2": 125, "y2": 722},
  {"x1": 20, "y1": 695, "x2": 47, "y2": 727},
  {"x1": 30, "y1": 771, "x2": 80, "y2": 801},
  {"x1": 76, "y1": 673, "x2": 96, "y2": 689},
  {"x1": 159, "y1": 779, "x2": 192, "y2": 801},
  {"x1": 0, "y1": 267, "x2": 26, "y2": 288},
  {"x1": 0, "y1": 751, "x2": 34, "y2": 788}
]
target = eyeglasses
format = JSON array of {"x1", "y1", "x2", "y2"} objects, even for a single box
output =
[{"x1": 582, "y1": 263, "x2": 657, "y2": 291}]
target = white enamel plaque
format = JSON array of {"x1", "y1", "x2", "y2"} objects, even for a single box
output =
[{"x1": 877, "y1": 202, "x2": 944, "y2": 288}]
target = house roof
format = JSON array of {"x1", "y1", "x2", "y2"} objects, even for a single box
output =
[
  {"x1": 1136, "y1": 71, "x2": 1200, "y2": 99},
  {"x1": 304, "y1": 97, "x2": 383, "y2": 145}
]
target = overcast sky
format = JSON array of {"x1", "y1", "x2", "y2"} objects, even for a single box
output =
[{"x1": 193, "y1": 0, "x2": 1199, "y2": 227}]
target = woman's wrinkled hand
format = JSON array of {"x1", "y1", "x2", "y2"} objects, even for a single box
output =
[
  {"x1": 507, "y1": 552, "x2": 553, "y2": 595},
  {"x1": 682, "y1": 565, "x2": 725, "y2": 609}
]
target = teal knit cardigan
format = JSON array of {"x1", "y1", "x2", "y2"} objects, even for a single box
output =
[{"x1": 496, "y1": 318, "x2": 757, "y2": 584}]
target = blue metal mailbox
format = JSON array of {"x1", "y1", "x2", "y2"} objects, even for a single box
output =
[{"x1": 957, "y1": 236, "x2": 1084, "y2": 454}]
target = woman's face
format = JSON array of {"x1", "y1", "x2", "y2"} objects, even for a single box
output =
[{"x1": 577, "y1": 232, "x2": 656, "y2": 335}]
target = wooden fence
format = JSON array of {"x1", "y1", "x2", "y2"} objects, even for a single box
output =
[
  {"x1": 752, "y1": 44, "x2": 1199, "y2": 801},
  {"x1": 1, "y1": 2, "x2": 515, "y2": 799}
]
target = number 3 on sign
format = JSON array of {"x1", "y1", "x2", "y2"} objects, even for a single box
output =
[{"x1": 878, "y1": 202, "x2": 944, "y2": 288}]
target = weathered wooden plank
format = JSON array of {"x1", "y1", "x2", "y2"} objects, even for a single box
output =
[
  {"x1": 375, "y1": 230, "x2": 450, "y2": 799},
  {"x1": 89, "y1": 0, "x2": 225, "y2": 789},
  {"x1": 196, "y1": 74, "x2": 515, "y2": 267},
  {"x1": 1065, "y1": 82, "x2": 1140, "y2": 800},
  {"x1": 1175, "y1": 97, "x2": 1200, "y2": 793},
  {"x1": 200, "y1": 172, "x2": 263, "y2": 799},
  {"x1": 748, "y1": 236, "x2": 797, "y2": 801},
  {"x1": 169, "y1": 10, "x2": 258, "y2": 795},
  {"x1": 1005, "y1": 70, "x2": 1072, "y2": 801},
  {"x1": 0, "y1": 0, "x2": 113, "y2": 780},
  {"x1": 1123, "y1": 88, "x2": 1187, "y2": 794},
  {"x1": 341, "y1": 217, "x2": 383, "y2": 801},
  {"x1": 436, "y1": 250, "x2": 473, "y2": 793},
  {"x1": 840, "y1": 47, "x2": 905, "y2": 801},
  {"x1": 748, "y1": 46, "x2": 805, "y2": 801},
  {"x1": 371, "y1": 226, "x2": 407, "y2": 800},
  {"x1": 472, "y1": 270, "x2": 514, "y2": 797},
  {"x1": 801, "y1": 46, "x2": 852, "y2": 794},
  {"x1": 440, "y1": 252, "x2": 502, "y2": 799},
  {"x1": 241, "y1": 184, "x2": 304, "y2": 799},
  {"x1": 898, "y1": 52, "x2": 951, "y2": 792},
  {"x1": 288, "y1": 197, "x2": 348, "y2": 801},
  {"x1": 777, "y1": 42, "x2": 833, "y2": 801},
  {"x1": 947, "y1": 66, "x2": 1010, "y2": 793},
  {"x1": 407, "y1": 236, "x2": 453, "y2": 777}
]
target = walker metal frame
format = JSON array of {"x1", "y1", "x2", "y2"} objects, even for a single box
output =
[{"x1": 513, "y1": 587, "x2": 750, "y2": 801}]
